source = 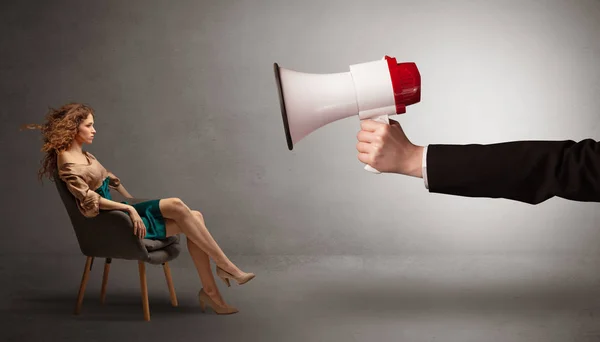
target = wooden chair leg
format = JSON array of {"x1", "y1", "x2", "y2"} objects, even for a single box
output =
[
  {"x1": 138, "y1": 261, "x2": 150, "y2": 321},
  {"x1": 74, "y1": 256, "x2": 94, "y2": 315},
  {"x1": 162, "y1": 262, "x2": 178, "y2": 307},
  {"x1": 100, "y1": 258, "x2": 111, "y2": 304}
]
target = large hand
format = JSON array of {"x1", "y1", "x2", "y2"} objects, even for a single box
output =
[
  {"x1": 356, "y1": 119, "x2": 424, "y2": 177},
  {"x1": 127, "y1": 207, "x2": 147, "y2": 238}
]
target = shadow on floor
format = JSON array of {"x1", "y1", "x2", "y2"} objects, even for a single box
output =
[{"x1": 14, "y1": 292, "x2": 204, "y2": 321}]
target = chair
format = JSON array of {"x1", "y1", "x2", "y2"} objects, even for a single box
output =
[{"x1": 53, "y1": 170, "x2": 182, "y2": 321}]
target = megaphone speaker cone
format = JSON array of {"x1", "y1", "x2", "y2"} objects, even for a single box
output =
[{"x1": 273, "y1": 62, "x2": 294, "y2": 150}]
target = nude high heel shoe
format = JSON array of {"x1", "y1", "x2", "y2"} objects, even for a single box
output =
[
  {"x1": 198, "y1": 289, "x2": 238, "y2": 315},
  {"x1": 216, "y1": 266, "x2": 255, "y2": 287}
]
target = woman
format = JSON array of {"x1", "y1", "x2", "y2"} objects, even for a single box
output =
[{"x1": 26, "y1": 102, "x2": 254, "y2": 315}]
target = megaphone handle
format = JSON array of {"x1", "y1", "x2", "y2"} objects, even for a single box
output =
[{"x1": 363, "y1": 114, "x2": 390, "y2": 174}]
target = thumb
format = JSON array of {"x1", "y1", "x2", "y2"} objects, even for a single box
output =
[{"x1": 388, "y1": 118, "x2": 400, "y2": 126}]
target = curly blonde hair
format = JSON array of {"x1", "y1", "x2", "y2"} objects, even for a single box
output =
[{"x1": 22, "y1": 103, "x2": 95, "y2": 182}]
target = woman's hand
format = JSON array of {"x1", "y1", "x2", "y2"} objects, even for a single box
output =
[{"x1": 126, "y1": 206, "x2": 146, "y2": 238}]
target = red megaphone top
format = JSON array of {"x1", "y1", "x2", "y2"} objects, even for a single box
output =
[{"x1": 385, "y1": 56, "x2": 421, "y2": 114}]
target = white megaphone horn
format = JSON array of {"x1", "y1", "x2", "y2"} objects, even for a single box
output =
[{"x1": 273, "y1": 55, "x2": 421, "y2": 173}]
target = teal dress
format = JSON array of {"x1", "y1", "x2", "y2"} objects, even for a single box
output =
[{"x1": 94, "y1": 176, "x2": 167, "y2": 240}]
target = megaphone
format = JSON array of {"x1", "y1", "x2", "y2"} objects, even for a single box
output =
[{"x1": 273, "y1": 55, "x2": 421, "y2": 173}]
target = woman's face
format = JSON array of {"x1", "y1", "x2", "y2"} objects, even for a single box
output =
[{"x1": 75, "y1": 113, "x2": 96, "y2": 145}]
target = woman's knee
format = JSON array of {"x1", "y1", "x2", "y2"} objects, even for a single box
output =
[{"x1": 191, "y1": 210, "x2": 203, "y2": 220}]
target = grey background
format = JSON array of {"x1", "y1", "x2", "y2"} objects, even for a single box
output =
[
  {"x1": 4, "y1": 0, "x2": 600, "y2": 257},
  {"x1": 2, "y1": 0, "x2": 600, "y2": 341}
]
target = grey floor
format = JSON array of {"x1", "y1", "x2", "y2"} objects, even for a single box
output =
[{"x1": 3, "y1": 252, "x2": 600, "y2": 342}]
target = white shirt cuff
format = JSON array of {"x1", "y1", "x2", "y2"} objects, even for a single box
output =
[{"x1": 422, "y1": 145, "x2": 429, "y2": 189}]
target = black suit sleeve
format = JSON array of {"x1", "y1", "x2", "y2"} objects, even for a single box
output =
[{"x1": 426, "y1": 139, "x2": 600, "y2": 204}]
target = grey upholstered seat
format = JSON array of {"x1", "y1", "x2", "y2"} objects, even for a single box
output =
[{"x1": 53, "y1": 170, "x2": 181, "y2": 321}]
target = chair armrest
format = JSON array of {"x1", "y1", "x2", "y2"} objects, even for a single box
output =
[{"x1": 73, "y1": 209, "x2": 149, "y2": 261}]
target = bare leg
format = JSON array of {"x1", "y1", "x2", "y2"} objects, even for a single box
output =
[
  {"x1": 159, "y1": 198, "x2": 246, "y2": 277},
  {"x1": 189, "y1": 209, "x2": 246, "y2": 277},
  {"x1": 165, "y1": 218, "x2": 229, "y2": 306}
]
